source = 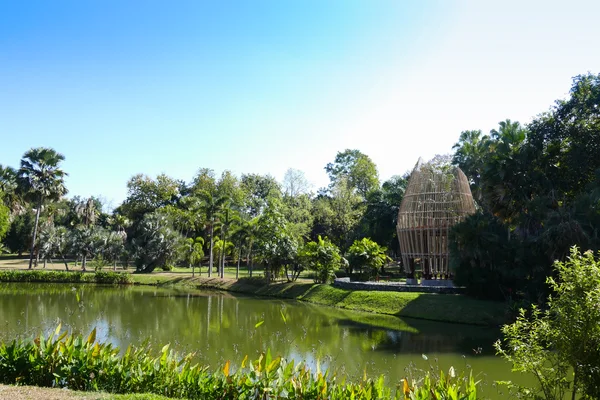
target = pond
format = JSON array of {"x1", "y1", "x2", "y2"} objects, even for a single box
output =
[{"x1": 0, "y1": 283, "x2": 529, "y2": 398}]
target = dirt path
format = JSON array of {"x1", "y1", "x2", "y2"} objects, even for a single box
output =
[{"x1": 0, "y1": 384, "x2": 92, "y2": 399}]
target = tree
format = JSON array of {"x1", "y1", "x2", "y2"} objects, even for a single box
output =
[
  {"x1": 119, "y1": 173, "x2": 180, "y2": 222},
  {"x1": 358, "y1": 175, "x2": 408, "y2": 255},
  {"x1": 312, "y1": 177, "x2": 364, "y2": 252},
  {"x1": 3, "y1": 212, "x2": 33, "y2": 255},
  {"x1": 240, "y1": 173, "x2": 281, "y2": 217},
  {"x1": 300, "y1": 235, "x2": 341, "y2": 283},
  {"x1": 179, "y1": 236, "x2": 204, "y2": 277},
  {"x1": 496, "y1": 247, "x2": 600, "y2": 399},
  {"x1": 0, "y1": 192, "x2": 9, "y2": 242},
  {"x1": 37, "y1": 224, "x2": 70, "y2": 270},
  {"x1": 282, "y1": 168, "x2": 311, "y2": 197},
  {"x1": 69, "y1": 225, "x2": 106, "y2": 271},
  {"x1": 451, "y1": 130, "x2": 490, "y2": 204},
  {"x1": 325, "y1": 149, "x2": 379, "y2": 198},
  {"x1": 194, "y1": 189, "x2": 226, "y2": 277},
  {"x1": 104, "y1": 231, "x2": 126, "y2": 271},
  {"x1": 16, "y1": 147, "x2": 68, "y2": 269},
  {"x1": 130, "y1": 212, "x2": 182, "y2": 273},
  {"x1": 254, "y1": 199, "x2": 297, "y2": 282},
  {"x1": 347, "y1": 237, "x2": 390, "y2": 279}
]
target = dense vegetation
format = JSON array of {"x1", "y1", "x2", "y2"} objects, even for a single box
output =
[
  {"x1": 1, "y1": 72, "x2": 599, "y2": 304},
  {"x1": 0, "y1": 327, "x2": 478, "y2": 399},
  {"x1": 450, "y1": 73, "x2": 600, "y2": 303}
]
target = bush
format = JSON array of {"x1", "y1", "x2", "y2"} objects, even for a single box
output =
[
  {"x1": 0, "y1": 270, "x2": 132, "y2": 285},
  {"x1": 495, "y1": 247, "x2": 600, "y2": 399}
]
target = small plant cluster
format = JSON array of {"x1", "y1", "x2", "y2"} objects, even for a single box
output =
[
  {"x1": 0, "y1": 327, "x2": 481, "y2": 399},
  {"x1": 0, "y1": 270, "x2": 132, "y2": 284},
  {"x1": 401, "y1": 355, "x2": 479, "y2": 400}
]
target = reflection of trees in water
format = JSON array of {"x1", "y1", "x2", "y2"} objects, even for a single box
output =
[{"x1": 0, "y1": 283, "x2": 500, "y2": 380}]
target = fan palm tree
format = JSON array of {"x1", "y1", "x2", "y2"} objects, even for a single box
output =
[{"x1": 17, "y1": 148, "x2": 68, "y2": 269}]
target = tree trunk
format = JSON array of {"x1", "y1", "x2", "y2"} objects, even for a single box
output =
[
  {"x1": 61, "y1": 254, "x2": 69, "y2": 271},
  {"x1": 192, "y1": 263, "x2": 195, "y2": 278},
  {"x1": 236, "y1": 247, "x2": 241, "y2": 280},
  {"x1": 82, "y1": 254, "x2": 87, "y2": 272},
  {"x1": 43, "y1": 258, "x2": 47, "y2": 269},
  {"x1": 220, "y1": 226, "x2": 226, "y2": 279},
  {"x1": 208, "y1": 223, "x2": 214, "y2": 277},
  {"x1": 113, "y1": 260, "x2": 117, "y2": 271},
  {"x1": 28, "y1": 201, "x2": 42, "y2": 269}
]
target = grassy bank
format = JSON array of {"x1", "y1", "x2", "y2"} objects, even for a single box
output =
[
  {"x1": 0, "y1": 268, "x2": 507, "y2": 326},
  {"x1": 128, "y1": 274, "x2": 507, "y2": 326}
]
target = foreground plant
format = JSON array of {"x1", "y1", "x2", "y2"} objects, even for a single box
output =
[
  {"x1": 0, "y1": 326, "x2": 483, "y2": 399},
  {"x1": 495, "y1": 247, "x2": 600, "y2": 399}
]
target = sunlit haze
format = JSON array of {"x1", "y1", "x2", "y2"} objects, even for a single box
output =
[{"x1": 1, "y1": 0, "x2": 599, "y2": 208}]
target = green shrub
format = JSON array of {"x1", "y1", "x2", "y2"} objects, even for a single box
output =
[
  {"x1": 0, "y1": 270, "x2": 132, "y2": 285},
  {"x1": 94, "y1": 271, "x2": 133, "y2": 284}
]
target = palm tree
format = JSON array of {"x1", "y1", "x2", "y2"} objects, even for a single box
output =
[
  {"x1": 75, "y1": 197, "x2": 99, "y2": 227},
  {"x1": 195, "y1": 190, "x2": 226, "y2": 277},
  {"x1": 216, "y1": 203, "x2": 239, "y2": 278},
  {"x1": 17, "y1": 148, "x2": 67, "y2": 269},
  {"x1": 179, "y1": 236, "x2": 204, "y2": 277}
]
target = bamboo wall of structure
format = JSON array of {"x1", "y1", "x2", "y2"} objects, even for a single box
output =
[{"x1": 397, "y1": 159, "x2": 475, "y2": 279}]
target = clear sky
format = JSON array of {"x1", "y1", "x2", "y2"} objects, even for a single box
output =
[{"x1": 1, "y1": 0, "x2": 599, "y2": 209}]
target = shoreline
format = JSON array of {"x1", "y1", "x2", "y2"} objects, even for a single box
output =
[{"x1": 0, "y1": 270, "x2": 508, "y2": 326}]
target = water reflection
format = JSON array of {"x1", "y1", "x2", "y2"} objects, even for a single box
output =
[{"x1": 0, "y1": 283, "x2": 510, "y2": 390}]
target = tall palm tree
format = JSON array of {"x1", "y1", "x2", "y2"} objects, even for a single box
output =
[
  {"x1": 216, "y1": 203, "x2": 239, "y2": 278},
  {"x1": 195, "y1": 190, "x2": 226, "y2": 277},
  {"x1": 17, "y1": 148, "x2": 67, "y2": 269}
]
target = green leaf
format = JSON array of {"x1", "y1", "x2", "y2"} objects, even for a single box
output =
[
  {"x1": 86, "y1": 328, "x2": 96, "y2": 345},
  {"x1": 255, "y1": 320, "x2": 264, "y2": 328}
]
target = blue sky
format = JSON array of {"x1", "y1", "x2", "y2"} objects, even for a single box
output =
[{"x1": 1, "y1": 0, "x2": 599, "y2": 209}]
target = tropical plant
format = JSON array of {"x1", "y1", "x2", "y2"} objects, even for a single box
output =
[
  {"x1": 179, "y1": 236, "x2": 204, "y2": 277},
  {"x1": 347, "y1": 237, "x2": 390, "y2": 279},
  {"x1": 300, "y1": 235, "x2": 341, "y2": 283},
  {"x1": 37, "y1": 223, "x2": 70, "y2": 270},
  {"x1": 194, "y1": 189, "x2": 226, "y2": 277},
  {"x1": 130, "y1": 212, "x2": 182, "y2": 273},
  {"x1": 495, "y1": 247, "x2": 600, "y2": 400},
  {"x1": 16, "y1": 147, "x2": 68, "y2": 269},
  {"x1": 0, "y1": 326, "x2": 403, "y2": 399}
]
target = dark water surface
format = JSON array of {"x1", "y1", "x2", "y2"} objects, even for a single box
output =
[{"x1": 0, "y1": 283, "x2": 530, "y2": 397}]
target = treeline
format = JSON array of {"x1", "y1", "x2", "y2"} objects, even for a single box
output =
[
  {"x1": 0, "y1": 148, "x2": 402, "y2": 281},
  {"x1": 450, "y1": 73, "x2": 600, "y2": 302},
  {"x1": 1, "y1": 72, "x2": 599, "y2": 296}
]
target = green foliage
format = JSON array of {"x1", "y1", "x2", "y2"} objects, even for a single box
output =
[
  {"x1": 325, "y1": 149, "x2": 379, "y2": 198},
  {"x1": 312, "y1": 177, "x2": 364, "y2": 252},
  {"x1": 3, "y1": 211, "x2": 33, "y2": 254},
  {"x1": 0, "y1": 270, "x2": 132, "y2": 284},
  {"x1": 402, "y1": 362, "x2": 479, "y2": 400},
  {"x1": 118, "y1": 174, "x2": 181, "y2": 222},
  {"x1": 495, "y1": 247, "x2": 600, "y2": 399},
  {"x1": 0, "y1": 192, "x2": 9, "y2": 241},
  {"x1": 131, "y1": 212, "x2": 182, "y2": 273},
  {"x1": 347, "y1": 237, "x2": 390, "y2": 279},
  {"x1": 0, "y1": 327, "x2": 403, "y2": 399},
  {"x1": 300, "y1": 236, "x2": 341, "y2": 283}
]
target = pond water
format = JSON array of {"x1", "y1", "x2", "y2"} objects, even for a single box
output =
[{"x1": 0, "y1": 283, "x2": 530, "y2": 398}]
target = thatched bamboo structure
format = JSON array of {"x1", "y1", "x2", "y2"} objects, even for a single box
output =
[{"x1": 397, "y1": 158, "x2": 475, "y2": 280}]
